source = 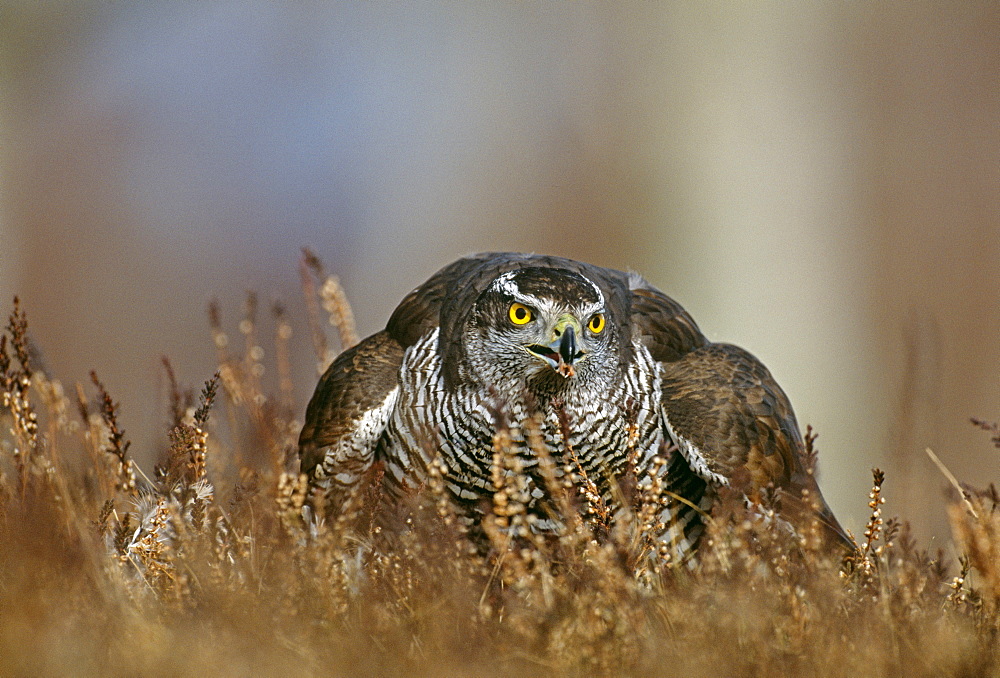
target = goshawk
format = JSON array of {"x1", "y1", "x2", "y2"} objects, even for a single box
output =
[{"x1": 299, "y1": 253, "x2": 851, "y2": 560}]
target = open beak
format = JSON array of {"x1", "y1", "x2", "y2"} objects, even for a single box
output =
[{"x1": 526, "y1": 318, "x2": 585, "y2": 378}]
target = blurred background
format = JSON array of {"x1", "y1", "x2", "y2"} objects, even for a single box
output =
[{"x1": 1, "y1": 3, "x2": 997, "y2": 545}]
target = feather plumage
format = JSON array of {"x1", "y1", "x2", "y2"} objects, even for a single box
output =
[{"x1": 298, "y1": 253, "x2": 852, "y2": 560}]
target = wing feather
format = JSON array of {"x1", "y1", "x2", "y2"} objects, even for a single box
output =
[
  {"x1": 658, "y1": 342, "x2": 853, "y2": 549},
  {"x1": 299, "y1": 331, "x2": 404, "y2": 496}
]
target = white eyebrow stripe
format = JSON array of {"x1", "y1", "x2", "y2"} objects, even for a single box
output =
[
  {"x1": 490, "y1": 271, "x2": 547, "y2": 309},
  {"x1": 490, "y1": 271, "x2": 520, "y2": 296},
  {"x1": 490, "y1": 269, "x2": 605, "y2": 313},
  {"x1": 585, "y1": 277, "x2": 605, "y2": 307}
]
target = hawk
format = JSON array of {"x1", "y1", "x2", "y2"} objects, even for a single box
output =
[{"x1": 299, "y1": 253, "x2": 852, "y2": 561}]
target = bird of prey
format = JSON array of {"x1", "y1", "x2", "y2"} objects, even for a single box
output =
[{"x1": 298, "y1": 252, "x2": 852, "y2": 561}]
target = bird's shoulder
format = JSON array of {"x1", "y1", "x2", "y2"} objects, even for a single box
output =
[
  {"x1": 626, "y1": 274, "x2": 709, "y2": 362},
  {"x1": 382, "y1": 253, "x2": 718, "y2": 392},
  {"x1": 385, "y1": 253, "x2": 501, "y2": 347}
]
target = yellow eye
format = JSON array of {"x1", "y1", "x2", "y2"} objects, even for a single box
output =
[
  {"x1": 508, "y1": 302, "x2": 533, "y2": 325},
  {"x1": 588, "y1": 313, "x2": 605, "y2": 334}
]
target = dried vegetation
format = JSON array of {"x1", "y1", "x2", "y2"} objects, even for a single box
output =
[{"x1": 1, "y1": 252, "x2": 998, "y2": 676}]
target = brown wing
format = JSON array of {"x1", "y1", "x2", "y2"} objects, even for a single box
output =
[
  {"x1": 658, "y1": 344, "x2": 800, "y2": 488},
  {"x1": 298, "y1": 331, "x2": 404, "y2": 502},
  {"x1": 659, "y1": 342, "x2": 852, "y2": 550}
]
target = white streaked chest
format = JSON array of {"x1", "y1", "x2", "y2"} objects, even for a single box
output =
[{"x1": 384, "y1": 331, "x2": 664, "y2": 483}]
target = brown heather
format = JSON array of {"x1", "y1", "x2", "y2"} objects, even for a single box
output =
[{"x1": 1, "y1": 254, "x2": 998, "y2": 677}]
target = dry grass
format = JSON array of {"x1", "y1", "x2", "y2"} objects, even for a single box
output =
[{"x1": 2, "y1": 255, "x2": 998, "y2": 677}]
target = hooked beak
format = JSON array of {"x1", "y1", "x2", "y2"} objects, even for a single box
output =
[{"x1": 526, "y1": 317, "x2": 586, "y2": 378}]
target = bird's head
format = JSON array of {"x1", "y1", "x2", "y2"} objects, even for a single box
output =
[{"x1": 462, "y1": 267, "x2": 621, "y2": 396}]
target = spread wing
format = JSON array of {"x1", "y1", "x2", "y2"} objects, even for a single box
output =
[{"x1": 658, "y1": 342, "x2": 852, "y2": 550}]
